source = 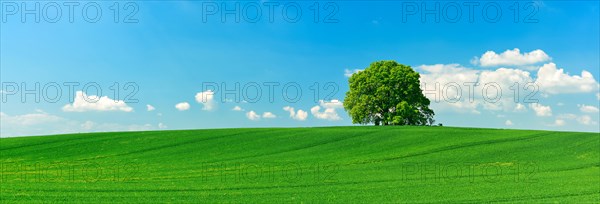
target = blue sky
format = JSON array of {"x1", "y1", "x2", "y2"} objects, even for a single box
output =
[{"x1": 1, "y1": 0, "x2": 599, "y2": 137}]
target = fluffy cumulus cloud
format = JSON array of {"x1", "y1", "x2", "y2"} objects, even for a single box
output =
[
  {"x1": 576, "y1": 115, "x2": 597, "y2": 126},
  {"x1": 419, "y1": 58, "x2": 598, "y2": 122},
  {"x1": 62, "y1": 91, "x2": 133, "y2": 112},
  {"x1": 578, "y1": 104, "x2": 599, "y2": 113},
  {"x1": 419, "y1": 64, "x2": 535, "y2": 113},
  {"x1": 553, "y1": 119, "x2": 566, "y2": 126},
  {"x1": 557, "y1": 114, "x2": 577, "y2": 120},
  {"x1": 175, "y1": 102, "x2": 190, "y2": 111},
  {"x1": 147, "y1": 104, "x2": 155, "y2": 111},
  {"x1": 0, "y1": 110, "x2": 158, "y2": 138},
  {"x1": 478, "y1": 68, "x2": 534, "y2": 111},
  {"x1": 474, "y1": 48, "x2": 550, "y2": 67},
  {"x1": 244, "y1": 111, "x2": 276, "y2": 120},
  {"x1": 1, "y1": 110, "x2": 64, "y2": 127},
  {"x1": 505, "y1": 120, "x2": 513, "y2": 126},
  {"x1": 478, "y1": 68, "x2": 533, "y2": 87},
  {"x1": 552, "y1": 114, "x2": 576, "y2": 127},
  {"x1": 311, "y1": 99, "x2": 344, "y2": 121},
  {"x1": 554, "y1": 113, "x2": 597, "y2": 126},
  {"x1": 78, "y1": 121, "x2": 153, "y2": 132},
  {"x1": 195, "y1": 90, "x2": 216, "y2": 111},
  {"x1": 529, "y1": 103, "x2": 552, "y2": 117},
  {"x1": 418, "y1": 64, "x2": 481, "y2": 114},
  {"x1": 283, "y1": 106, "x2": 308, "y2": 121},
  {"x1": 514, "y1": 103, "x2": 526, "y2": 112},
  {"x1": 344, "y1": 69, "x2": 363, "y2": 77},
  {"x1": 344, "y1": 49, "x2": 598, "y2": 131},
  {"x1": 232, "y1": 106, "x2": 244, "y2": 111},
  {"x1": 246, "y1": 111, "x2": 260, "y2": 121},
  {"x1": 262, "y1": 112, "x2": 276, "y2": 119},
  {"x1": 419, "y1": 64, "x2": 480, "y2": 86},
  {"x1": 535, "y1": 63, "x2": 599, "y2": 94}
]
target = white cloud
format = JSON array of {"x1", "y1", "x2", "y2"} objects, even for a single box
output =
[
  {"x1": 295, "y1": 110, "x2": 308, "y2": 120},
  {"x1": 514, "y1": 103, "x2": 526, "y2": 112},
  {"x1": 76, "y1": 121, "x2": 153, "y2": 132},
  {"x1": 62, "y1": 91, "x2": 133, "y2": 112},
  {"x1": 244, "y1": 111, "x2": 276, "y2": 120},
  {"x1": 419, "y1": 64, "x2": 480, "y2": 84},
  {"x1": 283, "y1": 106, "x2": 308, "y2": 121},
  {"x1": 344, "y1": 69, "x2": 363, "y2": 77},
  {"x1": 147, "y1": 104, "x2": 155, "y2": 111},
  {"x1": 475, "y1": 48, "x2": 550, "y2": 67},
  {"x1": 1, "y1": 111, "x2": 157, "y2": 138},
  {"x1": 478, "y1": 68, "x2": 534, "y2": 111},
  {"x1": 320, "y1": 99, "x2": 344, "y2": 109},
  {"x1": 419, "y1": 64, "x2": 535, "y2": 113},
  {"x1": 529, "y1": 103, "x2": 552, "y2": 117},
  {"x1": 557, "y1": 114, "x2": 577, "y2": 120},
  {"x1": 1, "y1": 110, "x2": 63, "y2": 126},
  {"x1": 346, "y1": 50, "x2": 600, "y2": 130},
  {"x1": 418, "y1": 64, "x2": 481, "y2": 114},
  {"x1": 479, "y1": 68, "x2": 533, "y2": 87},
  {"x1": 505, "y1": 120, "x2": 513, "y2": 126},
  {"x1": 262, "y1": 112, "x2": 276, "y2": 119},
  {"x1": 311, "y1": 99, "x2": 344, "y2": 121},
  {"x1": 535, "y1": 63, "x2": 599, "y2": 94},
  {"x1": 232, "y1": 106, "x2": 244, "y2": 111},
  {"x1": 553, "y1": 119, "x2": 565, "y2": 126},
  {"x1": 578, "y1": 104, "x2": 599, "y2": 113},
  {"x1": 577, "y1": 115, "x2": 597, "y2": 126},
  {"x1": 158, "y1": 122, "x2": 167, "y2": 129},
  {"x1": 195, "y1": 90, "x2": 216, "y2": 111},
  {"x1": 246, "y1": 111, "x2": 260, "y2": 121},
  {"x1": 175, "y1": 102, "x2": 190, "y2": 111},
  {"x1": 555, "y1": 113, "x2": 597, "y2": 126},
  {"x1": 80, "y1": 120, "x2": 95, "y2": 130},
  {"x1": 420, "y1": 61, "x2": 600, "y2": 116}
]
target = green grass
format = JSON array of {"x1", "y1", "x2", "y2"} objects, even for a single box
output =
[{"x1": 1, "y1": 126, "x2": 599, "y2": 203}]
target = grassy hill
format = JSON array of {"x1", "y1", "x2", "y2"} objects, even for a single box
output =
[{"x1": 1, "y1": 126, "x2": 598, "y2": 203}]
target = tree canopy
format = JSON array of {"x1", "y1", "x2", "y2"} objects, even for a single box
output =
[{"x1": 343, "y1": 60, "x2": 434, "y2": 126}]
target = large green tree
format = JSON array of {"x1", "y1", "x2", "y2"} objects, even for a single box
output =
[{"x1": 344, "y1": 60, "x2": 434, "y2": 126}]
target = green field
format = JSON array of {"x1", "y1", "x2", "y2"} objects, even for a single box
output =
[{"x1": 0, "y1": 126, "x2": 598, "y2": 203}]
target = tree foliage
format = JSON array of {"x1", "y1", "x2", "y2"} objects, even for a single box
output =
[{"x1": 343, "y1": 60, "x2": 435, "y2": 126}]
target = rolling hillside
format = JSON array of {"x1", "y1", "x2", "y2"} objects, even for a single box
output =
[{"x1": 1, "y1": 126, "x2": 598, "y2": 203}]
